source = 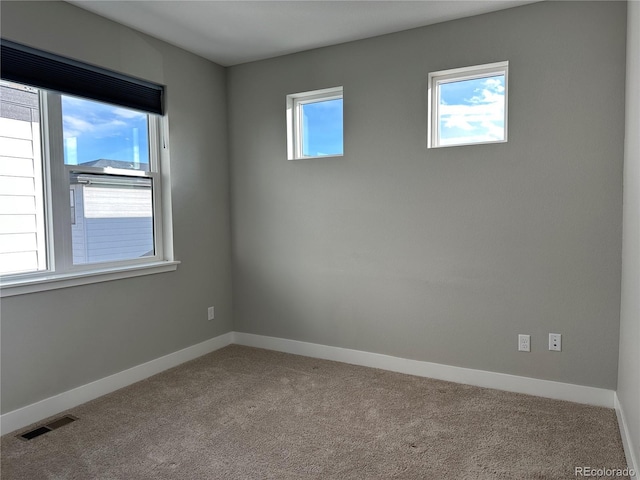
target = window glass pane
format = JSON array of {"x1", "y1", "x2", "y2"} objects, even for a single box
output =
[
  {"x1": 0, "y1": 81, "x2": 47, "y2": 275},
  {"x1": 301, "y1": 98, "x2": 343, "y2": 157},
  {"x1": 69, "y1": 173, "x2": 154, "y2": 265},
  {"x1": 438, "y1": 74, "x2": 505, "y2": 146},
  {"x1": 62, "y1": 96, "x2": 149, "y2": 170}
]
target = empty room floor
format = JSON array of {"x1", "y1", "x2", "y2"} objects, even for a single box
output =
[{"x1": 1, "y1": 345, "x2": 628, "y2": 479}]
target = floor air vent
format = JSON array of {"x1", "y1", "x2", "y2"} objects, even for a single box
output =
[{"x1": 17, "y1": 415, "x2": 78, "y2": 441}]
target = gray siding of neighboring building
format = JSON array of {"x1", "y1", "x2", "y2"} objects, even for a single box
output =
[{"x1": 82, "y1": 216, "x2": 153, "y2": 263}]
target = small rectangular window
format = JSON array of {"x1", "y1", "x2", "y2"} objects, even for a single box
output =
[
  {"x1": 287, "y1": 86, "x2": 343, "y2": 160},
  {"x1": 428, "y1": 61, "x2": 508, "y2": 148}
]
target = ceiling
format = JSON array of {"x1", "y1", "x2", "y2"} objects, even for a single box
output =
[{"x1": 69, "y1": 1, "x2": 540, "y2": 66}]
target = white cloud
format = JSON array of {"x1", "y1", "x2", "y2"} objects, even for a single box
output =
[
  {"x1": 441, "y1": 102, "x2": 504, "y2": 128},
  {"x1": 439, "y1": 77, "x2": 505, "y2": 143},
  {"x1": 483, "y1": 77, "x2": 505, "y2": 93},
  {"x1": 63, "y1": 116, "x2": 95, "y2": 138},
  {"x1": 440, "y1": 133, "x2": 500, "y2": 146},
  {"x1": 63, "y1": 115, "x2": 128, "y2": 138},
  {"x1": 62, "y1": 95, "x2": 145, "y2": 139},
  {"x1": 443, "y1": 114, "x2": 475, "y2": 131},
  {"x1": 468, "y1": 89, "x2": 504, "y2": 105},
  {"x1": 112, "y1": 107, "x2": 146, "y2": 120}
]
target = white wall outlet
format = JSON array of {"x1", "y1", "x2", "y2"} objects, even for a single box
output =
[
  {"x1": 207, "y1": 306, "x2": 215, "y2": 321},
  {"x1": 518, "y1": 334, "x2": 530, "y2": 352},
  {"x1": 549, "y1": 333, "x2": 561, "y2": 351}
]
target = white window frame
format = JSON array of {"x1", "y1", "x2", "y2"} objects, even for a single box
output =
[
  {"x1": 428, "y1": 61, "x2": 509, "y2": 149},
  {"x1": 0, "y1": 88, "x2": 177, "y2": 297},
  {"x1": 286, "y1": 86, "x2": 343, "y2": 160}
]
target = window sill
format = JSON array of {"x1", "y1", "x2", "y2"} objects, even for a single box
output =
[
  {"x1": 289, "y1": 154, "x2": 343, "y2": 161},
  {"x1": 428, "y1": 139, "x2": 508, "y2": 149},
  {"x1": 0, "y1": 261, "x2": 180, "y2": 298}
]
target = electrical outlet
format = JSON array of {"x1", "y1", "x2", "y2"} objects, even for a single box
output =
[
  {"x1": 207, "y1": 306, "x2": 215, "y2": 321},
  {"x1": 518, "y1": 334, "x2": 530, "y2": 352},
  {"x1": 549, "y1": 333, "x2": 561, "y2": 351}
]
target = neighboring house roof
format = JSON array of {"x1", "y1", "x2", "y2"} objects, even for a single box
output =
[{"x1": 81, "y1": 159, "x2": 149, "y2": 170}]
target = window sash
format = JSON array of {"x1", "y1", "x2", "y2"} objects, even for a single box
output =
[
  {"x1": 68, "y1": 171, "x2": 156, "y2": 266},
  {"x1": 287, "y1": 86, "x2": 344, "y2": 160},
  {"x1": 428, "y1": 61, "x2": 508, "y2": 149}
]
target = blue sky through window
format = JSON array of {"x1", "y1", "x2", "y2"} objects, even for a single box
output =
[
  {"x1": 438, "y1": 74, "x2": 505, "y2": 146},
  {"x1": 302, "y1": 98, "x2": 343, "y2": 157},
  {"x1": 62, "y1": 96, "x2": 149, "y2": 168}
]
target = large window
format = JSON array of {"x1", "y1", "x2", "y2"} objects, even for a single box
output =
[
  {"x1": 428, "y1": 61, "x2": 508, "y2": 148},
  {"x1": 0, "y1": 40, "x2": 174, "y2": 295},
  {"x1": 287, "y1": 86, "x2": 343, "y2": 160}
]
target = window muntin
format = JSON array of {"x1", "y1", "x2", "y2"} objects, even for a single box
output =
[
  {"x1": 287, "y1": 86, "x2": 343, "y2": 160},
  {"x1": 428, "y1": 62, "x2": 508, "y2": 148},
  {"x1": 0, "y1": 80, "x2": 164, "y2": 279}
]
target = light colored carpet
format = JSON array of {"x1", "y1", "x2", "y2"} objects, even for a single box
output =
[{"x1": 1, "y1": 345, "x2": 629, "y2": 479}]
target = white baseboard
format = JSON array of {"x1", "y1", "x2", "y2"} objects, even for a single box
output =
[
  {"x1": 615, "y1": 392, "x2": 639, "y2": 478},
  {"x1": 0, "y1": 332, "x2": 234, "y2": 436},
  {"x1": 232, "y1": 332, "x2": 615, "y2": 408},
  {"x1": 1, "y1": 331, "x2": 618, "y2": 438}
]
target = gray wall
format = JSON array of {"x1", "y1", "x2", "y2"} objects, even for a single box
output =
[
  {"x1": 619, "y1": 0, "x2": 640, "y2": 466},
  {"x1": 0, "y1": 1, "x2": 233, "y2": 413},
  {"x1": 0, "y1": 0, "x2": 629, "y2": 417},
  {"x1": 229, "y1": 1, "x2": 626, "y2": 389}
]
